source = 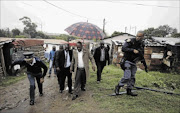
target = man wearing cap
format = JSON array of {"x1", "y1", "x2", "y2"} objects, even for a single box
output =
[
  {"x1": 48, "y1": 46, "x2": 56, "y2": 77},
  {"x1": 114, "y1": 31, "x2": 148, "y2": 96},
  {"x1": 11, "y1": 52, "x2": 48, "y2": 105},
  {"x1": 93, "y1": 41, "x2": 110, "y2": 83},
  {"x1": 55, "y1": 44, "x2": 73, "y2": 94}
]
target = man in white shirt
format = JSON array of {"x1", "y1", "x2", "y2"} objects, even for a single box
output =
[{"x1": 70, "y1": 41, "x2": 96, "y2": 100}]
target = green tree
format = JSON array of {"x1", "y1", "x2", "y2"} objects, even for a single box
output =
[
  {"x1": 143, "y1": 25, "x2": 177, "y2": 38},
  {"x1": 19, "y1": 16, "x2": 37, "y2": 38},
  {"x1": 12, "y1": 28, "x2": 20, "y2": 37},
  {"x1": 171, "y1": 33, "x2": 180, "y2": 38}
]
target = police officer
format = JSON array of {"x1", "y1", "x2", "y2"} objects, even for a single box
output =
[
  {"x1": 11, "y1": 52, "x2": 47, "y2": 105},
  {"x1": 115, "y1": 31, "x2": 147, "y2": 96}
]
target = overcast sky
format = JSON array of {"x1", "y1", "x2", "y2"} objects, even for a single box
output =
[{"x1": 1, "y1": 0, "x2": 179, "y2": 35}]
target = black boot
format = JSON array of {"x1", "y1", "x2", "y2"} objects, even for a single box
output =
[
  {"x1": 115, "y1": 84, "x2": 121, "y2": 95},
  {"x1": 30, "y1": 85, "x2": 35, "y2": 104},
  {"x1": 127, "y1": 88, "x2": 138, "y2": 96},
  {"x1": 30, "y1": 100, "x2": 34, "y2": 105}
]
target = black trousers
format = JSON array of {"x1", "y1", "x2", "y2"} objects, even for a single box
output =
[
  {"x1": 74, "y1": 68, "x2": 86, "y2": 95},
  {"x1": 58, "y1": 67, "x2": 72, "y2": 91},
  {"x1": 96, "y1": 61, "x2": 106, "y2": 81}
]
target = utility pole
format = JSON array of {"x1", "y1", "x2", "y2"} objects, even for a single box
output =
[
  {"x1": 129, "y1": 26, "x2": 131, "y2": 34},
  {"x1": 125, "y1": 27, "x2": 127, "y2": 33},
  {"x1": 103, "y1": 18, "x2": 106, "y2": 34},
  {"x1": 134, "y1": 26, "x2": 136, "y2": 35}
]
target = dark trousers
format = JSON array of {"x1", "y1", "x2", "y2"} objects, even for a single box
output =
[
  {"x1": 74, "y1": 68, "x2": 86, "y2": 95},
  {"x1": 27, "y1": 73, "x2": 43, "y2": 101},
  {"x1": 58, "y1": 67, "x2": 72, "y2": 91},
  {"x1": 96, "y1": 61, "x2": 106, "y2": 81}
]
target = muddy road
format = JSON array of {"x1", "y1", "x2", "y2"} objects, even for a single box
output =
[{"x1": 0, "y1": 74, "x2": 104, "y2": 113}]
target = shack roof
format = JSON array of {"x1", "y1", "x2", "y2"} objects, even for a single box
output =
[
  {"x1": 0, "y1": 38, "x2": 13, "y2": 46},
  {"x1": 152, "y1": 37, "x2": 180, "y2": 46},
  {"x1": 13, "y1": 40, "x2": 44, "y2": 47}
]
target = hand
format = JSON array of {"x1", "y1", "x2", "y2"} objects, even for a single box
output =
[
  {"x1": 133, "y1": 49, "x2": 139, "y2": 54},
  {"x1": 92, "y1": 66, "x2": 96, "y2": 71},
  {"x1": 40, "y1": 78, "x2": 44, "y2": 83},
  {"x1": 70, "y1": 69, "x2": 72, "y2": 73},
  {"x1": 56, "y1": 67, "x2": 60, "y2": 71}
]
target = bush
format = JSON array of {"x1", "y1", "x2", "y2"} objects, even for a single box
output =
[{"x1": 15, "y1": 35, "x2": 27, "y2": 38}]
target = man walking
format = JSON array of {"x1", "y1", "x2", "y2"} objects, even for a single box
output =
[
  {"x1": 56, "y1": 44, "x2": 73, "y2": 94},
  {"x1": 70, "y1": 41, "x2": 96, "y2": 100},
  {"x1": 114, "y1": 31, "x2": 148, "y2": 96},
  {"x1": 11, "y1": 52, "x2": 47, "y2": 105},
  {"x1": 93, "y1": 41, "x2": 110, "y2": 83},
  {"x1": 48, "y1": 46, "x2": 56, "y2": 77}
]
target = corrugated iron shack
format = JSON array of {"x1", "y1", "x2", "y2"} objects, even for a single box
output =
[{"x1": 0, "y1": 39, "x2": 14, "y2": 78}]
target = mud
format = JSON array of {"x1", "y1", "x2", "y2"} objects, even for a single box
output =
[{"x1": 0, "y1": 74, "x2": 103, "y2": 113}]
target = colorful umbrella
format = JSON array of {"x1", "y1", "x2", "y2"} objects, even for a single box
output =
[{"x1": 65, "y1": 22, "x2": 105, "y2": 40}]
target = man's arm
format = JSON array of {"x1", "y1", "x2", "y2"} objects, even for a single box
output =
[
  {"x1": 88, "y1": 50, "x2": 96, "y2": 71},
  {"x1": 70, "y1": 50, "x2": 75, "y2": 72},
  {"x1": 39, "y1": 60, "x2": 48, "y2": 77},
  {"x1": 55, "y1": 51, "x2": 61, "y2": 69},
  {"x1": 122, "y1": 40, "x2": 134, "y2": 53}
]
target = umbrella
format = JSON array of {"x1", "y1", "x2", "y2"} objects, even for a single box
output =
[{"x1": 65, "y1": 22, "x2": 105, "y2": 40}]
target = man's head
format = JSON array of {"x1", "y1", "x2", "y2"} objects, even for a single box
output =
[
  {"x1": 23, "y1": 52, "x2": 34, "y2": 64},
  {"x1": 64, "y1": 44, "x2": 70, "y2": 51},
  {"x1": 59, "y1": 45, "x2": 64, "y2": 50},
  {"x1": 77, "y1": 41, "x2": 83, "y2": 52},
  {"x1": 100, "y1": 40, "x2": 104, "y2": 49},
  {"x1": 52, "y1": 46, "x2": 56, "y2": 51},
  {"x1": 136, "y1": 31, "x2": 144, "y2": 41}
]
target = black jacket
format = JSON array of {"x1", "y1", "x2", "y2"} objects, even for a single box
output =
[
  {"x1": 11, "y1": 57, "x2": 48, "y2": 77},
  {"x1": 55, "y1": 50, "x2": 73, "y2": 69},
  {"x1": 93, "y1": 46, "x2": 110, "y2": 65},
  {"x1": 122, "y1": 38, "x2": 144, "y2": 63}
]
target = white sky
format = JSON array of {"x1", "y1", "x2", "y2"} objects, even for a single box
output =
[{"x1": 1, "y1": 0, "x2": 180, "y2": 36}]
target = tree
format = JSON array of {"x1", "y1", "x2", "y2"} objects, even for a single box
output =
[
  {"x1": 12, "y1": 28, "x2": 20, "y2": 37},
  {"x1": 19, "y1": 16, "x2": 37, "y2": 38},
  {"x1": 143, "y1": 25, "x2": 178, "y2": 38},
  {"x1": 171, "y1": 33, "x2": 180, "y2": 38}
]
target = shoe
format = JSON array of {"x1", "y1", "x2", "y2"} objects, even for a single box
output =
[
  {"x1": 97, "y1": 81, "x2": 100, "y2": 84},
  {"x1": 39, "y1": 93, "x2": 43, "y2": 97},
  {"x1": 48, "y1": 75, "x2": 51, "y2": 78},
  {"x1": 127, "y1": 88, "x2": 138, "y2": 96},
  {"x1": 60, "y1": 90, "x2": 63, "y2": 93},
  {"x1": 72, "y1": 95, "x2": 78, "y2": 100},
  {"x1": 30, "y1": 100, "x2": 34, "y2": 105},
  {"x1": 69, "y1": 89, "x2": 72, "y2": 94},
  {"x1": 81, "y1": 88, "x2": 86, "y2": 91},
  {"x1": 115, "y1": 84, "x2": 121, "y2": 95}
]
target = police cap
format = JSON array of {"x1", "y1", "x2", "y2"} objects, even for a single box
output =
[{"x1": 23, "y1": 52, "x2": 34, "y2": 59}]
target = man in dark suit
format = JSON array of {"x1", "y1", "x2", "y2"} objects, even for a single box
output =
[
  {"x1": 93, "y1": 41, "x2": 110, "y2": 83},
  {"x1": 55, "y1": 44, "x2": 73, "y2": 94}
]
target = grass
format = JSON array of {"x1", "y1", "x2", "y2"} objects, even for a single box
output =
[
  {"x1": 87, "y1": 64, "x2": 180, "y2": 113},
  {"x1": 0, "y1": 72, "x2": 26, "y2": 87}
]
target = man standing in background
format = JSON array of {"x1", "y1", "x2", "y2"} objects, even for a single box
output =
[
  {"x1": 93, "y1": 41, "x2": 110, "y2": 83},
  {"x1": 48, "y1": 46, "x2": 56, "y2": 77}
]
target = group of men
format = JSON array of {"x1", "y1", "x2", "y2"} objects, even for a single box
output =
[{"x1": 11, "y1": 31, "x2": 147, "y2": 105}]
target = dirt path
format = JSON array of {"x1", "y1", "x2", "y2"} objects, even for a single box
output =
[{"x1": 0, "y1": 74, "x2": 104, "y2": 113}]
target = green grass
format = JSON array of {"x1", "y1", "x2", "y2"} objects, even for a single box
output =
[
  {"x1": 0, "y1": 72, "x2": 26, "y2": 87},
  {"x1": 87, "y1": 64, "x2": 180, "y2": 113}
]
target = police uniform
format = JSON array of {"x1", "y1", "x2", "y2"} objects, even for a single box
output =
[
  {"x1": 11, "y1": 52, "x2": 48, "y2": 105},
  {"x1": 115, "y1": 38, "x2": 146, "y2": 96}
]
